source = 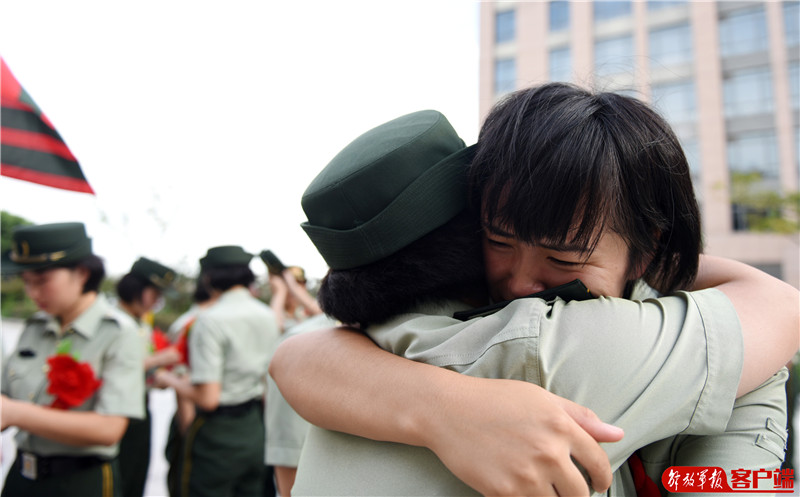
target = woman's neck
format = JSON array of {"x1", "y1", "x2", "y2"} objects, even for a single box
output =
[{"x1": 58, "y1": 291, "x2": 98, "y2": 332}]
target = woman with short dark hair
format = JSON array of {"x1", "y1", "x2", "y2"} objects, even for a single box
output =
[
  {"x1": 154, "y1": 246, "x2": 280, "y2": 497},
  {"x1": 1, "y1": 222, "x2": 145, "y2": 497}
]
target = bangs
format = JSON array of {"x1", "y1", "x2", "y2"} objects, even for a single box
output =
[{"x1": 473, "y1": 90, "x2": 622, "y2": 254}]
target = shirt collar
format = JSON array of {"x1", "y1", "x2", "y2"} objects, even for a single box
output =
[
  {"x1": 218, "y1": 287, "x2": 252, "y2": 303},
  {"x1": 43, "y1": 294, "x2": 110, "y2": 339},
  {"x1": 629, "y1": 278, "x2": 659, "y2": 300}
]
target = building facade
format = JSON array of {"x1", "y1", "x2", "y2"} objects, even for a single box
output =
[{"x1": 479, "y1": 0, "x2": 800, "y2": 287}]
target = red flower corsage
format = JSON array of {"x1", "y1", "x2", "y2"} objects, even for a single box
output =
[
  {"x1": 151, "y1": 328, "x2": 171, "y2": 352},
  {"x1": 46, "y1": 339, "x2": 102, "y2": 410}
]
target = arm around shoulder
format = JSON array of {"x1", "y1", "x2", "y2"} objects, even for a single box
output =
[
  {"x1": 269, "y1": 326, "x2": 623, "y2": 496},
  {"x1": 692, "y1": 255, "x2": 799, "y2": 396}
]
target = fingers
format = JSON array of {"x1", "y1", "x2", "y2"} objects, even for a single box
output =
[
  {"x1": 557, "y1": 398, "x2": 624, "y2": 443},
  {"x1": 551, "y1": 457, "x2": 593, "y2": 497},
  {"x1": 568, "y1": 421, "x2": 614, "y2": 493}
]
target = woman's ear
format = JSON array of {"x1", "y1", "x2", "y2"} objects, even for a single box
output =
[{"x1": 73, "y1": 265, "x2": 91, "y2": 287}]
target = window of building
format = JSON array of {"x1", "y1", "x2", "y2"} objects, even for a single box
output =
[
  {"x1": 649, "y1": 23, "x2": 693, "y2": 67},
  {"x1": 494, "y1": 58, "x2": 516, "y2": 95},
  {"x1": 595, "y1": 35, "x2": 635, "y2": 77},
  {"x1": 652, "y1": 80, "x2": 697, "y2": 124},
  {"x1": 719, "y1": 6, "x2": 769, "y2": 57},
  {"x1": 647, "y1": 0, "x2": 687, "y2": 10},
  {"x1": 681, "y1": 138, "x2": 702, "y2": 184},
  {"x1": 549, "y1": 47, "x2": 572, "y2": 82},
  {"x1": 550, "y1": 1, "x2": 570, "y2": 32},
  {"x1": 594, "y1": 1, "x2": 632, "y2": 22},
  {"x1": 795, "y1": 127, "x2": 800, "y2": 180},
  {"x1": 785, "y1": 1, "x2": 800, "y2": 46},
  {"x1": 723, "y1": 66, "x2": 774, "y2": 117},
  {"x1": 728, "y1": 131, "x2": 780, "y2": 231},
  {"x1": 790, "y1": 63, "x2": 799, "y2": 109},
  {"x1": 728, "y1": 131, "x2": 779, "y2": 179},
  {"x1": 496, "y1": 10, "x2": 515, "y2": 44}
]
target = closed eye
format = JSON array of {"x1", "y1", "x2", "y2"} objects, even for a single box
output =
[
  {"x1": 549, "y1": 257, "x2": 582, "y2": 267},
  {"x1": 486, "y1": 237, "x2": 511, "y2": 248}
]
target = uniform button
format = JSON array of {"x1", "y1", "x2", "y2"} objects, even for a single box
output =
[
  {"x1": 28, "y1": 393, "x2": 34, "y2": 400},
  {"x1": 42, "y1": 364, "x2": 50, "y2": 373},
  {"x1": 7, "y1": 369, "x2": 14, "y2": 377}
]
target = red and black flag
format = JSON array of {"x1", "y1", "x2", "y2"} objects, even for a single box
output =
[{"x1": 1, "y1": 58, "x2": 94, "y2": 194}]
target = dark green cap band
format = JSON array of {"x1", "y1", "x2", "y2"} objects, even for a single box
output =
[
  {"x1": 130, "y1": 257, "x2": 176, "y2": 289},
  {"x1": 1, "y1": 222, "x2": 93, "y2": 275},
  {"x1": 301, "y1": 145, "x2": 475, "y2": 269},
  {"x1": 200, "y1": 245, "x2": 253, "y2": 269},
  {"x1": 301, "y1": 110, "x2": 475, "y2": 270}
]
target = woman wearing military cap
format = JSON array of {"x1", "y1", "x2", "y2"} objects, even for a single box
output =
[
  {"x1": 116, "y1": 256, "x2": 181, "y2": 497},
  {"x1": 1, "y1": 222, "x2": 145, "y2": 497},
  {"x1": 153, "y1": 246, "x2": 280, "y2": 497}
]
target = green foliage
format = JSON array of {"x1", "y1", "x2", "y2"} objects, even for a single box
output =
[
  {"x1": 730, "y1": 172, "x2": 800, "y2": 233},
  {"x1": 1, "y1": 211, "x2": 34, "y2": 253},
  {"x1": 1, "y1": 275, "x2": 39, "y2": 318}
]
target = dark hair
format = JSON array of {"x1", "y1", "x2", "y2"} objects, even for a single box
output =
[
  {"x1": 193, "y1": 275, "x2": 212, "y2": 304},
  {"x1": 471, "y1": 82, "x2": 701, "y2": 294},
  {"x1": 43, "y1": 254, "x2": 106, "y2": 294},
  {"x1": 317, "y1": 210, "x2": 488, "y2": 328},
  {"x1": 203, "y1": 265, "x2": 256, "y2": 292},
  {"x1": 116, "y1": 273, "x2": 158, "y2": 304}
]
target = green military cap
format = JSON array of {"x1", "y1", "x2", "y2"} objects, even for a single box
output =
[
  {"x1": 301, "y1": 110, "x2": 476, "y2": 270},
  {"x1": 200, "y1": 245, "x2": 253, "y2": 270},
  {"x1": 130, "y1": 257, "x2": 176, "y2": 289},
  {"x1": 2, "y1": 222, "x2": 93, "y2": 275}
]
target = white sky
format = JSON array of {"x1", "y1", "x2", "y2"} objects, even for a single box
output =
[{"x1": 0, "y1": 1, "x2": 481, "y2": 281}]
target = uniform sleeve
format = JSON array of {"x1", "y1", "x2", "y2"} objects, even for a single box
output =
[
  {"x1": 266, "y1": 372, "x2": 311, "y2": 467},
  {"x1": 189, "y1": 315, "x2": 226, "y2": 384},
  {"x1": 534, "y1": 289, "x2": 743, "y2": 470},
  {"x1": 95, "y1": 321, "x2": 146, "y2": 419},
  {"x1": 1, "y1": 353, "x2": 10, "y2": 396},
  {"x1": 372, "y1": 289, "x2": 744, "y2": 474},
  {"x1": 642, "y1": 369, "x2": 789, "y2": 496}
]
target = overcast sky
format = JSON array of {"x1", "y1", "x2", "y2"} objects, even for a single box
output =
[{"x1": 0, "y1": 1, "x2": 481, "y2": 281}]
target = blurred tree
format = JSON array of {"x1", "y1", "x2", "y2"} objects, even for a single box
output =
[
  {"x1": 730, "y1": 172, "x2": 800, "y2": 233},
  {"x1": 1, "y1": 210, "x2": 33, "y2": 253},
  {"x1": 1, "y1": 211, "x2": 36, "y2": 317}
]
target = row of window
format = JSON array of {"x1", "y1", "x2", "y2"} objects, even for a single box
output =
[
  {"x1": 497, "y1": 1, "x2": 800, "y2": 50},
  {"x1": 502, "y1": 57, "x2": 799, "y2": 117},
  {"x1": 496, "y1": 2, "x2": 799, "y2": 101},
  {"x1": 495, "y1": 0, "x2": 800, "y2": 42}
]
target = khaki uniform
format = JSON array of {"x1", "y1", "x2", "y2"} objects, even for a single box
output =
[
  {"x1": 1, "y1": 294, "x2": 144, "y2": 497},
  {"x1": 116, "y1": 307, "x2": 154, "y2": 497},
  {"x1": 265, "y1": 314, "x2": 339, "y2": 468},
  {"x1": 293, "y1": 284, "x2": 763, "y2": 496},
  {"x1": 181, "y1": 287, "x2": 279, "y2": 497}
]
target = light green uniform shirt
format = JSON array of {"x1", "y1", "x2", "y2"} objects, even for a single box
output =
[
  {"x1": 632, "y1": 285, "x2": 788, "y2": 495},
  {"x1": 265, "y1": 313, "x2": 339, "y2": 467},
  {"x1": 189, "y1": 287, "x2": 279, "y2": 405},
  {"x1": 118, "y1": 304, "x2": 155, "y2": 391},
  {"x1": 1, "y1": 294, "x2": 145, "y2": 459},
  {"x1": 293, "y1": 286, "x2": 745, "y2": 496}
]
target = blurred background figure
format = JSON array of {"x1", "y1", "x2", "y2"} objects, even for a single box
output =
[
  {"x1": 260, "y1": 251, "x2": 332, "y2": 497},
  {"x1": 154, "y1": 246, "x2": 279, "y2": 497},
  {"x1": 261, "y1": 250, "x2": 323, "y2": 333},
  {"x1": 1, "y1": 222, "x2": 144, "y2": 497},
  {"x1": 116, "y1": 256, "x2": 181, "y2": 497},
  {"x1": 162, "y1": 276, "x2": 217, "y2": 497}
]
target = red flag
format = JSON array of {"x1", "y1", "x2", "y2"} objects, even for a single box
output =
[{"x1": 1, "y1": 58, "x2": 94, "y2": 194}]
